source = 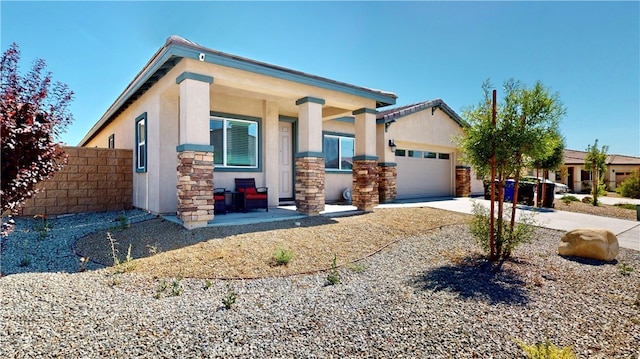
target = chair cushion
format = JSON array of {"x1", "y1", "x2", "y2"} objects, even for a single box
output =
[
  {"x1": 245, "y1": 187, "x2": 257, "y2": 195},
  {"x1": 214, "y1": 195, "x2": 225, "y2": 201},
  {"x1": 246, "y1": 193, "x2": 267, "y2": 200}
]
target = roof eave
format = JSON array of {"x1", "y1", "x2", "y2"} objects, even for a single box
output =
[
  {"x1": 80, "y1": 36, "x2": 397, "y2": 146},
  {"x1": 376, "y1": 98, "x2": 467, "y2": 127}
]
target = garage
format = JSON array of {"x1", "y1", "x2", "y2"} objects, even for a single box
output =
[{"x1": 395, "y1": 150, "x2": 452, "y2": 199}]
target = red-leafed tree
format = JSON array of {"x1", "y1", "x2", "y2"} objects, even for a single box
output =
[{"x1": 1, "y1": 43, "x2": 74, "y2": 215}]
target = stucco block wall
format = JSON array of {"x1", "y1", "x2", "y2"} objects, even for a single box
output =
[{"x1": 17, "y1": 147, "x2": 133, "y2": 217}]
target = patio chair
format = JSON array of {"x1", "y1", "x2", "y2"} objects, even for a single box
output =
[
  {"x1": 214, "y1": 188, "x2": 227, "y2": 215},
  {"x1": 234, "y1": 178, "x2": 268, "y2": 212}
]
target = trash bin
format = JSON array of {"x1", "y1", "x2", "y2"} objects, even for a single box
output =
[
  {"x1": 483, "y1": 180, "x2": 497, "y2": 200},
  {"x1": 537, "y1": 182, "x2": 556, "y2": 208},
  {"x1": 518, "y1": 181, "x2": 536, "y2": 206},
  {"x1": 504, "y1": 180, "x2": 516, "y2": 202}
]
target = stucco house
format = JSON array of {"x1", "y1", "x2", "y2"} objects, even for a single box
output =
[
  {"x1": 79, "y1": 36, "x2": 471, "y2": 229},
  {"x1": 376, "y1": 99, "x2": 480, "y2": 199},
  {"x1": 544, "y1": 149, "x2": 640, "y2": 193}
]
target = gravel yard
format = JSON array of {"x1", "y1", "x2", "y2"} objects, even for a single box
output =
[{"x1": 1, "y1": 208, "x2": 639, "y2": 358}]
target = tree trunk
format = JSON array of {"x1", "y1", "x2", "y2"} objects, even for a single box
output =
[{"x1": 593, "y1": 166, "x2": 599, "y2": 206}]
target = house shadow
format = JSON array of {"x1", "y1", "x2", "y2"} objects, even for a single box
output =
[{"x1": 409, "y1": 256, "x2": 530, "y2": 305}]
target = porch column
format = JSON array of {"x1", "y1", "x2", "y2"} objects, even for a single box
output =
[
  {"x1": 295, "y1": 97, "x2": 325, "y2": 215},
  {"x1": 175, "y1": 72, "x2": 214, "y2": 229},
  {"x1": 352, "y1": 108, "x2": 379, "y2": 211},
  {"x1": 376, "y1": 121, "x2": 397, "y2": 203},
  {"x1": 263, "y1": 100, "x2": 280, "y2": 207}
]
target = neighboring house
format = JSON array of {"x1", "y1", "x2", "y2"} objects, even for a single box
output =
[
  {"x1": 79, "y1": 35, "x2": 471, "y2": 228},
  {"x1": 543, "y1": 149, "x2": 640, "y2": 193}
]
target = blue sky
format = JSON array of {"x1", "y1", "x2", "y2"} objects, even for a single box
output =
[{"x1": 2, "y1": 1, "x2": 639, "y2": 156}]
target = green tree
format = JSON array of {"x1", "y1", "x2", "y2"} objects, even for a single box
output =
[
  {"x1": 459, "y1": 79, "x2": 565, "y2": 260},
  {"x1": 533, "y1": 133, "x2": 565, "y2": 206},
  {"x1": 584, "y1": 139, "x2": 608, "y2": 206}
]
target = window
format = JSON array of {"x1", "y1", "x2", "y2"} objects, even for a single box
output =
[
  {"x1": 210, "y1": 115, "x2": 259, "y2": 168},
  {"x1": 408, "y1": 150, "x2": 422, "y2": 158},
  {"x1": 323, "y1": 134, "x2": 354, "y2": 170},
  {"x1": 438, "y1": 153, "x2": 450, "y2": 160},
  {"x1": 135, "y1": 113, "x2": 147, "y2": 173},
  {"x1": 424, "y1": 151, "x2": 437, "y2": 159},
  {"x1": 108, "y1": 134, "x2": 115, "y2": 149},
  {"x1": 580, "y1": 170, "x2": 591, "y2": 181},
  {"x1": 395, "y1": 149, "x2": 406, "y2": 157}
]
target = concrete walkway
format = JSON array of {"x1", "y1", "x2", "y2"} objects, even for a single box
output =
[{"x1": 386, "y1": 196, "x2": 640, "y2": 251}]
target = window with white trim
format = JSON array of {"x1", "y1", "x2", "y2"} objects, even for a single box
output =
[
  {"x1": 323, "y1": 134, "x2": 354, "y2": 170},
  {"x1": 135, "y1": 113, "x2": 147, "y2": 173},
  {"x1": 210, "y1": 115, "x2": 259, "y2": 168},
  {"x1": 108, "y1": 134, "x2": 115, "y2": 149}
]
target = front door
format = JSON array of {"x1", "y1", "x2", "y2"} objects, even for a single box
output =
[{"x1": 278, "y1": 122, "x2": 293, "y2": 200}]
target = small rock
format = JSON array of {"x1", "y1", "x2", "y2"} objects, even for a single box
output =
[{"x1": 558, "y1": 228, "x2": 619, "y2": 261}]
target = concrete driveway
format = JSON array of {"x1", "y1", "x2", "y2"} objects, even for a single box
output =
[{"x1": 380, "y1": 197, "x2": 639, "y2": 251}]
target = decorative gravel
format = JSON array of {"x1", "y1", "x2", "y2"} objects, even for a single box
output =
[
  {"x1": 1, "y1": 212, "x2": 639, "y2": 358},
  {"x1": 0, "y1": 210, "x2": 156, "y2": 275}
]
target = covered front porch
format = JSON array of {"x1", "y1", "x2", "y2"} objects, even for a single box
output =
[{"x1": 167, "y1": 38, "x2": 398, "y2": 229}]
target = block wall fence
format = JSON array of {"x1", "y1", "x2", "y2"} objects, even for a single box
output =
[{"x1": 17, "y1": 147, "x2": 133, "y2": 217}]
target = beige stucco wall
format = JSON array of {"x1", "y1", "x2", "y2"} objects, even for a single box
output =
[
  {"x1": 387, "y1": 108, "x2": 464, "y2": 196},
  {"x1": 325, "y1": 173, "x2": 352, "y2": 202},
  {"x1": 84, "y1": 62, "x2": 185, "y2": 214},
  {"x1": 84, "y1": 57, "x2": 384, "y2": 214},
  {"x1": 389, "y1": 108, "x2": 463, "y2": 151}
]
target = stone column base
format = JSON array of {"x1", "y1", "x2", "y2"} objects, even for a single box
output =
[
  {"x1": 353, "y1": 159, "x2": 379, "y2": 211},
  {"x1": 295, "y1": 156, "x2": 325, "y2": 215},
  {"x1": 177, "y1": 148, "x2": 214, "y2": 229},
  {"x1": 378, "y1": 163, "x2": 397, "y2": 203},
  {"x1": 455, "y1": 166, "x2": 471, "y2": 197}
]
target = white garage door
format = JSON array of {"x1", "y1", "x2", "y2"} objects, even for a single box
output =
[{"x1": 396, "y1": 151, "x2": 452, "y2": 199}]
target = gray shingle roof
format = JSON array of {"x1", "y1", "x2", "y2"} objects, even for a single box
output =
[
  {"x1": 563, "y1": 149, "x2": 640, "y2": 165},
  {"x1": 376, "y1": 98, "x2": 466, "y2": 127}
]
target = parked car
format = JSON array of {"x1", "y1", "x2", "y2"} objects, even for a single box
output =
[
  {"x1": 522, "y1": 176, "x2": 568, "y2": 193},
  {"x1": 554, "y1": 182, "x2": 569, "y2": 194}
]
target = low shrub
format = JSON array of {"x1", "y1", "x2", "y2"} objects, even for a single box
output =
[
  {"x1": 616, "y1": 169, "x2": 640, "y2": 199},
  {"x1": 515, "y1": 339, "x2": 576, "y2": 359},
  {"x1": 222, "y1": 283, "x2": 237, "y2": 309},
  {"x1": 469, "y1": 202, "x2": 537, "y2": 259},
  {"x1": 560, "y1": 195, "x2": 579, "y2": 205},
  {"x1": 614, "y1": 203, "x2": 637, "y2": 211},
  {"x1": 272, "y1": 247, "x2": 294, "y2": 266},
  {"x1": 326, "y1": 254, "x2": 340, "y2": 285},
  {"x1": 581, "y1": 196, "x2": 593, "y2": 204}
]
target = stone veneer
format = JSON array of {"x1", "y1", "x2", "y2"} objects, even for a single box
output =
[
  {"x1": 295, "y1": 156, "x2": 325, "y2": 215},
  {"x1": 176, "y1": 150, "x2": 214, "y2": 229},
  {"x1": 377, "y1": 164, "x2": 397, "y2": 203},
  {"x1": 352, "y1": 159, "x2": 379, "y2": 211},
  {"x1": 455, "y1": 166, "x2": 471, "y2": 197}
]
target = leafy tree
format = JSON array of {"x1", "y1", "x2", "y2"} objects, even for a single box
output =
[
  {"x1": 533, "y1": 132, "x2": 565, "y2": 206},
  {"x1": 584, "y1": 139, "x2": 608, "y2": 206},
  {"x1": 1, "y1": 43, "x2": 74, "y2": 214},
  {"x1": 460, "y1": 79, "x2": 565, "y2": 261}
]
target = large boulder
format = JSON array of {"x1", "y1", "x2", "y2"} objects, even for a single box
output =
[{"x1": 558, "y1": 228, "x2": 619, "y2": 261}]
